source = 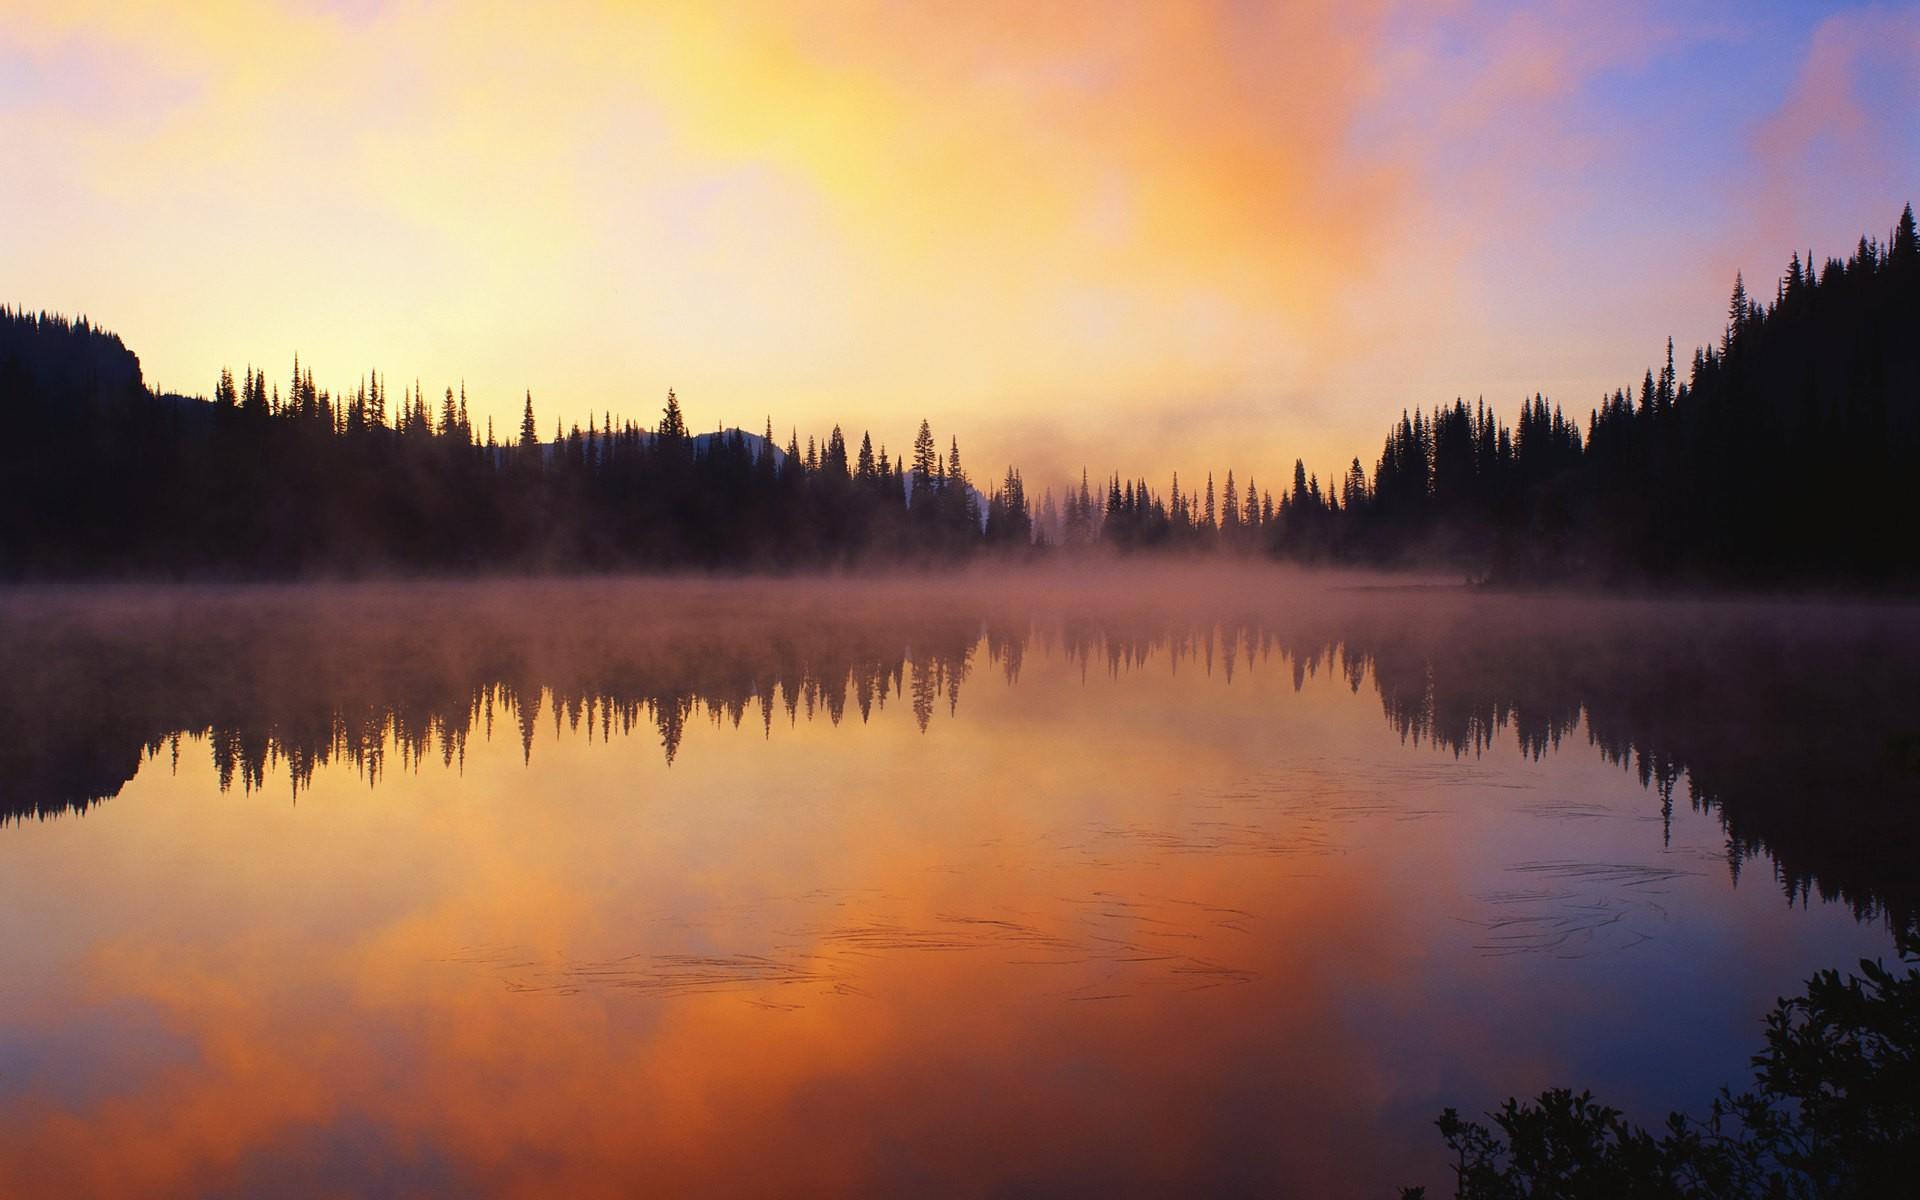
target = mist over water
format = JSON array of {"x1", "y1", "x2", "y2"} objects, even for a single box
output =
[{"x1": 0, "y1": 567, "x2": 1913, "y2": 1197}]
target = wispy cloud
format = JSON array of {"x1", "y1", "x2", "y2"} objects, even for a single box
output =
[
  {"x1": 1750, "y1": 6, "x2": 1920, "y2": 255},
  {"x1": 1, "y1": 1, "x2": 1914, "y2": 483}
]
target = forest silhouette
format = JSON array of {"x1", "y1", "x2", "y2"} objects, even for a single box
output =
[
  {"x1": 4, "y1": 578, "x2": 1916, "y2": 955},
  {"x1": 2, "y1": 205, "x2": 1914, "y2": 583}
]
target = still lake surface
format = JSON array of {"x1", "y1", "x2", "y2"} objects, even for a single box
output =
[{"x1": 0, "y1": 570, "x2": 1913, "y2": 1198}]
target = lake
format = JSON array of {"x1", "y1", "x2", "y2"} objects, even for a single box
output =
[{"x1": 0, "y1": 570, "x2": 1913, "y2": 1197}]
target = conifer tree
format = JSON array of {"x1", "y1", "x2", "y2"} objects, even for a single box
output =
[
  {"x1": 1895, "y1": 203, "x2": 1919, "y2": 263},
  {"x1": 1724, "y1": 272, "x2": 1750, "y2": 353},
  {"x1": 658, "y1": 388, "x2": 689, "y2": 446},
  {"x1": 911, "y1": 420, "x2": 937, "y2": 502}
]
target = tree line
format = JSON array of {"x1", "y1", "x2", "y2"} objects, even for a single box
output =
[
  {"x1": 2, "y1": 204, "x2": 1913, "y2": 582},
  {"x1": 0, "y1": 314, "x2": 1031, "y2": 572},
  {"x1": 1052, "y1": 203, "x2": 1919, "y2": 585}
]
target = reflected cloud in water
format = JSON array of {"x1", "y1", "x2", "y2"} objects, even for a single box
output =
[{"x1": 0, "y1": 570, "x2": 1913, "y2": 1197}]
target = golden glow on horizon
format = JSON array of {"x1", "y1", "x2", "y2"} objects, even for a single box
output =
[{"x1": 3, "y1": 1, "x2": 1915, "y2": 488}]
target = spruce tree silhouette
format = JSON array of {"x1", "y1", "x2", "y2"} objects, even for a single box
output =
[{"x1": 1, "y1": 205, "x2": 1915, "y2": 581}]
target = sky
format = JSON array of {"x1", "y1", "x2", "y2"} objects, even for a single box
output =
[{"x1": 3, "y1": 0, "x2": 1917, "y2": 493}]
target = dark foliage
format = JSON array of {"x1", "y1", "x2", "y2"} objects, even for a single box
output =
[
  {"x1": 0, "y1": 317, "x2": 1024, "y2": 575},
  {"x1": 1314, "y1": 204, "x2": 1920, "y2": 583},
  {"x1": 4, "y1": 205, "x2": 1914, "y2": 583},
  {"x1": 1058, "y1": 205, "x2": 1918, "y2": 586},
  {"x1": 1404, "y1": 960, "x2": 1920, "y2": 1199}
]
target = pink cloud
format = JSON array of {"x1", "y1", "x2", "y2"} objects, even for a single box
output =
[{"x1": 1749, "y1": 8, "x2": 1920, "y2": 253}]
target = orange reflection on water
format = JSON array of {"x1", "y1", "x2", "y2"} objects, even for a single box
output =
[{"x1": 0, "y1": 578, "x2": 1901, "y2": 1197}]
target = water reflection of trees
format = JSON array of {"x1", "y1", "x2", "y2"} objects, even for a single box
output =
[
  {"x1": 3, "y1": 583, "x2": 1915, "y2": 947},
  {"x1": 1347, "y1": 610, "x2": 1920, "y2": 950}
]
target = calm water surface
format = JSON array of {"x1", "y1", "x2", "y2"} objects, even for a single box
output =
[{"x1": 0, "y1": 571, "x2": 1913, "y2": 1197}]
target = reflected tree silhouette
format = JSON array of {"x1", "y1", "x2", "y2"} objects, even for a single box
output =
[{"x1": 2, "y1": 580, "x2": 1916, "y2": 950}]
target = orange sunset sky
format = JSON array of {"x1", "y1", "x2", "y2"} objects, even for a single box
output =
[{"x1": 3, "y1": 1, "x2": 1917, "y2": 489}]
